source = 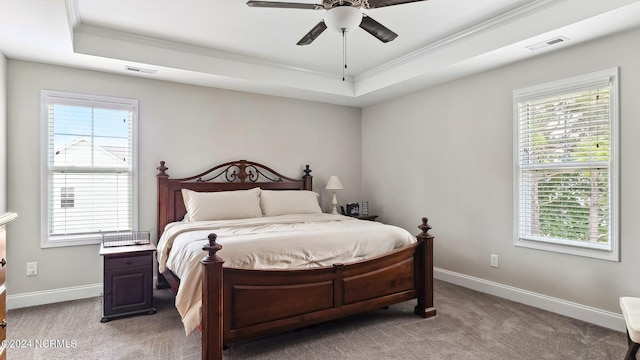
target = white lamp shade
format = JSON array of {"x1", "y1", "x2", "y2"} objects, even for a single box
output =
[
  {"x1": 325, "y1": 175, "x2": 344, "y2": 190},
  {"x1": 324, "y1": 7, "x2": 362, "y2": 32}
]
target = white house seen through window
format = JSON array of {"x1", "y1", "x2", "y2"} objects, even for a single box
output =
[{"x1": 60, "y1": 187, "x2": 74, "y2": 208}]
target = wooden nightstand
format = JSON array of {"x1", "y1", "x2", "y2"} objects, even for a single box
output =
[
  {"x1": 99, "y1": 243, "x2": 156, "y2": 322},
  {"x1": 355, "y1": 215, "x2": 378, "y2": 221}
]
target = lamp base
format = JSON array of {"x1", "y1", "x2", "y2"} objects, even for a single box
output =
[{"x1": 331, "y1": 192, "x2": 339, "y2": 214}]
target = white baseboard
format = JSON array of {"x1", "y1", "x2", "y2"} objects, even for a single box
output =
[
  {"x1": 7, "y1": 283, "x2": 103, "y2": 310},
  {"x1": 434, "y1": 267, "x2": 626, "y2": 332},
  {"x1": 7, "y1": 276, "x2": 160, "y2": 310}
]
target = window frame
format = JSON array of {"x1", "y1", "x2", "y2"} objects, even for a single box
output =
[
  {"x1": 512, "y1": 68, "x2": 620, "y2": 261},
  {"x1": 40, "y1": 90, "x2": 139, "y2": 248}
]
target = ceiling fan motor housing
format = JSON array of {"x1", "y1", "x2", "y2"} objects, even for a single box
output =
[{"x1": 324, "y1": 7, "x2": 363, "y2": 32}]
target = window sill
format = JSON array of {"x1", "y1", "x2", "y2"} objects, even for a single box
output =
[
  {"x1": 514, "y1": 237, "x2": 619, "y2": 262},
  {"x1": 41, "y1": 234, "x2": 102, "y2": 248}
]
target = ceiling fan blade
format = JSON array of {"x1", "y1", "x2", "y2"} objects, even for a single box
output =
[
  {"x1": 359, "y1": 15, "x2": 398, "y2": 43},
  {"x1": 297, "y1": 21, "x2": 327, "y2": 46},
  {"x1": 365, "y1": 0, "x2": 428, "y2": 9},
  {"x1": 246, "y1": 1, "x2": 323, "y2": 10}
]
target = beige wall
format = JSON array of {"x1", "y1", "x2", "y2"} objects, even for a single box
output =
[
  {"x1": 362, "y1": 27, "x2": 640, "y2": 315},
  {"x1": 6, "y1": 61, "x2": 362, "y2": 296}
]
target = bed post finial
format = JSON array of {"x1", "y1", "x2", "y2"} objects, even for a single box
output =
[
  {"x1": 202, "y1": 233, "x2": 222, "y2": 258},
  {"x1": 302, "y1": 164, "x2": 313, "y2": 191},
  {"x1": 418, "y1": 217, "x2": 432, "y2": 237},
  {"x1": 157, "y1": 161, "x2": 169, "y2": 177},
  {"x1": 201, "y1": 233, "x2": 224, "y2": 360}
]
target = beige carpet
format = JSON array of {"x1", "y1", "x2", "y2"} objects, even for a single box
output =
[{"x1": 7, "y1": 280, "x2": 629, "y2": 359}]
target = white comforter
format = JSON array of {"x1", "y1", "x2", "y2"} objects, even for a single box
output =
[{"x1": 157, "y1": 213, "x2": 417, "y2": 335}]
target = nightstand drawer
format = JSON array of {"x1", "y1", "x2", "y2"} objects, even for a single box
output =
[{"x1": 104, "y1": 254, "x2": 152, "y2": 270}]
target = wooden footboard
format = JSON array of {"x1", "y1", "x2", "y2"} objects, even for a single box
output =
[{"x1": 200, "y1": 218, "x2": 435, "y2": 360}]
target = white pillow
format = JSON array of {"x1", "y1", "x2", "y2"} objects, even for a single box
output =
[
  {"x1": 181, "y1": 187, "x2": 262, "y2": 221},
  {"x1": 260, "y1": 190, "x2": 322, "y2": 216}
]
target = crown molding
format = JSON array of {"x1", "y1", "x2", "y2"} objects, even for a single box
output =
[
  {"x1": 356, "y1": 0, "x2": 567, "y2": 81},
  {"x1": 64, "y1": 0, "x2": 80, "y2": 43}
]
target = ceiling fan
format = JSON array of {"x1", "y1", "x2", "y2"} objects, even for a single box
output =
[{"x1": 246, "y1": 0, "x2": 428, "y2": 46}]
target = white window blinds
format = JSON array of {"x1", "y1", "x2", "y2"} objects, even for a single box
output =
[
  {"x1": 41, "y1": 91, "x2": 138, "y2": 247},
  {"x1": 513, "y1": 68, "x2": 619, "y2": 260}
]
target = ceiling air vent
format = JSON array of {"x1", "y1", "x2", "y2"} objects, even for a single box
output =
[
  {"x1": 526, "y1": 36, "x2": 569, "y2": 51},
  {"x1": 125, "y1": 65, "x2": 157, "y2": 74}
]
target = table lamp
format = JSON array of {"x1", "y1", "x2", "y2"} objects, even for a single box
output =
[{"x1": 325, "y1": 175, "x2": 344, "y2": 215}]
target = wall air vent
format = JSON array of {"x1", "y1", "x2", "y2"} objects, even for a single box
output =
[
  {"x1": 125, "y1": 65, "x2": 157, "y2": 74},
  {"x1": 526, "y1": 36, "x2": 569, "y2": 51}
]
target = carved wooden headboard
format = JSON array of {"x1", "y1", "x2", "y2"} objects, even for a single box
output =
[{"x1": 156, "y1": 159, "x2": 313, "y2": 238}]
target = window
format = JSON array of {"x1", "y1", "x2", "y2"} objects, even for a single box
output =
[
  {"x1": 513, "y1": 68, "x2": 619, "y2": 261},
  {"x1": 60, "y1": 187, "x2": 75, "y2": 208},
  {"x1": 41, "y1": 90, "x2": 138, "y2": 247}
]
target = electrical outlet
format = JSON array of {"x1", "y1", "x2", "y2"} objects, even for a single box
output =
[
  {"x1": 490, "y1": 254, "x2": 499, "y2": 268},
  {"x1": 27, "y1": 262, "x2": 38, "y2": 276}
]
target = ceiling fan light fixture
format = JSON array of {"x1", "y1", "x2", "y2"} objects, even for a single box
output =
[{"x1": 324, "y1": 6, "x2": 362, "y2": 32}]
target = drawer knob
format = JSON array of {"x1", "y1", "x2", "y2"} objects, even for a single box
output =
[
  {"x1": 0, "y1": 320, "x2": 6, "y2": 329},
  {"x1": 0, "y1": 258, "x2": 5, "y2": 267},
  {"x1": 126, "y1": 260, "x2": 132, "y2": 265}
]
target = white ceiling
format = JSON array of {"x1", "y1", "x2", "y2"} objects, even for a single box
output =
[{"x1": 1, "y1": 0, "x2": 640, "y2": 107}]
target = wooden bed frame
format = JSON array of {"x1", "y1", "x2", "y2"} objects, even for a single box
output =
[{"x1": 156, "y1": 159, "x2": 436, "y2": 360}]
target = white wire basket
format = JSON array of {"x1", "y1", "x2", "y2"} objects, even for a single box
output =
[{"x1": 101, "y1": 230, "x2": 151, "y2": 247}]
